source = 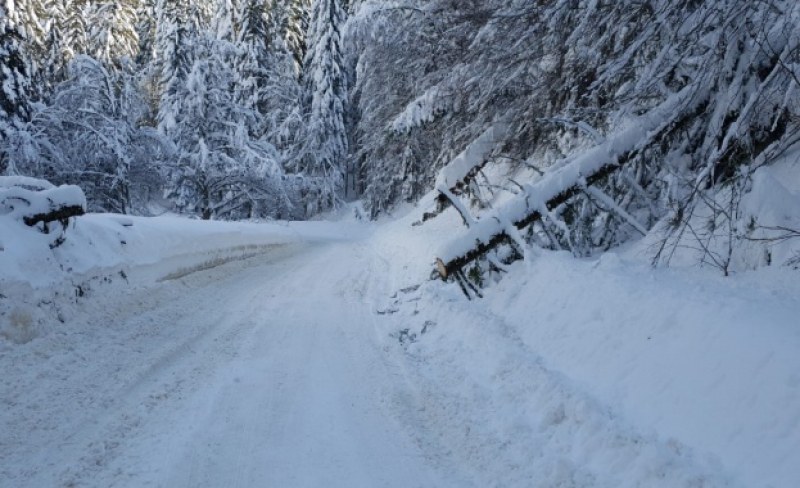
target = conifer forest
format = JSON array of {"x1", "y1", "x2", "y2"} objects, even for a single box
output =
[{"x1": 1, "y1": 1, "x2": 796, "y2": 248}]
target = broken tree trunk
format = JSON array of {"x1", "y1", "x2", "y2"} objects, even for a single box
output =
[
  {"x1": 435, "y1": 88, "x2": 700, "y2": 280},
  {"x1": 418, "y1": 116, "x2": 510, "y2": 224}
]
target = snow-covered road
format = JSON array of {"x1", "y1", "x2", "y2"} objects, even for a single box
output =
[
  {"x1": 137, "y1": 241, "x2": 458, "y2": 488},
  {"x1": 3, "y1": 215, "x2": 798, "y2": 487},
  {"x1": 1, "y1": 240, "x2": 459, "y2": 487}
]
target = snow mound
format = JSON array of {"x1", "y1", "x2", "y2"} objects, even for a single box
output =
[
  {"x1": 739, "y1": 165, "x2": 800, "y2": 266},
  {"x1": 0, "y1": 176, "x2": 86, "y2": 222}
]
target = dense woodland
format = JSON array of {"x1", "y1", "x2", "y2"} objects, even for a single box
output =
[{"x1": 1, "y1": 0, "x2": 799, "y2": 268}]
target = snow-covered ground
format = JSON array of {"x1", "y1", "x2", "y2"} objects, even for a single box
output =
[
  {"x1": 1, "y1": 198, "x2": 799, "y2": 486},
  {"x1": 371, "y1": 203, "x2": 800, "y2": 488},
  {"x1": 0, "y1": 210, "x2": 363, "y2": 344}
]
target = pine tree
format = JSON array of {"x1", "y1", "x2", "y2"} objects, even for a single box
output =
[
  {"x1": 135, "y1": 0, "x2": 156, "y2": 64},
  {"x1": 0, "y1": 4, "x2": 34, "y2": 174},
  {"x1": 63, "y1": 0, "x2": 89, "y2": 58},
  {"x1": 239, "y1": 0, "x2": 272, "y2": 46},
  {"x1": 7, "y1": 0, "x2": 48, "y2": 55},
  {"x1": 40, "y1": 0, "x2": 69, "y2": 88},
  {"x1": 243, "y1": 0, "x2": 307, "y2": 176},
  {"x1": 155, "y1": 0, "x2": 196, "y2": 133},
  {"x1": 214, "y1": 0, "x2": 240, "y2": 42},
  {"x1": 294, "y1": 0, "x2": 348, "y2": 214},
  {"x1": 134, "y1": 0, "x2": 159, "y2": 119},
  {"x1": 234, "y1": 0, "x2": 273, "y2": 133},
  {"x1": 188, "y1": 0, "x2": 214, "y2": 32},
  {"x1": 88, "y1": 0, "x2": 140, "y2": 68},
  {"x1": 8, "y1": 55, "x2": 169, "y2": 213},
  {"x1": 284, "y1": 0, "x2": 310, "y2": 76},
  {"x1": 163, "y1": 35, "x2": 287, "y2": 220}
]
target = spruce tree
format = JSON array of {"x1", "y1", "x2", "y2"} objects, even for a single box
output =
[
  {"x1": 88, "y1": 0, "x2": 140, "y2": 68},
  {"x1": 135, "y1": 0, "x2": 156, "y2": 64},
  {"x1": 155, "y1": 0, "x2": 195, "y2": 133},
  {"x1": 7, "y1": 0, "x2": 47, "y2": 55},
  {"x1": 63, "y1": 0, "x2": 89, "y2": 59},
  {"x1": 162, "y1": 34, "x2": 286, "y2": 220},
  {"x1": 284, "y1": 0, "x2": 309, "y2": 76},
  {"x1": 234, "y1": 0, "x2": 272, "y2": 134},
  {"x1": 41, "y1": 0, "x2": 68, "y2": 88},
  {"x1": 294, "y1": 0, "x2": 348, "y2": 214},
  {"x1": 0, "y1": 5, "x2": 33, "y2": 174}
]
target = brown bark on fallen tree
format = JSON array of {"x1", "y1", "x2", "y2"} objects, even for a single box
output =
[
  {"x1": 420, "y1": 167, "x2": 486, "y2": 224},
  {"x1": 1, "y1": 179, "x2": 87, "y2": 248}
]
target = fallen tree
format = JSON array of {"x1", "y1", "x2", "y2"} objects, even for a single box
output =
[
  {"x1": 434, "y1": 87, "x2": 702, "y2": 280},
  {"x1": 22, "y1": 204, "x2": 85, "y2": 230}
]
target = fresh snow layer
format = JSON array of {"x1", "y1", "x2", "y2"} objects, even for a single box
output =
[
  {"x1": 485, "y1": 253, "x2": 800, "y2": 487},
  {"x1": 434, "y1": 117, "x2": 510, "y2": 191},
  {"x1": 372, "y1": 202, "x2": 800, "y2": 487},
  {"x1": 1, "y1": 198, "x2": 799, "y2": 487},
  {"x1": 1, "y1": 241, "x2": 456, "y2": 487},
  {"x1": 0, "y1": 213, "x2": 362, "y2": 289}
]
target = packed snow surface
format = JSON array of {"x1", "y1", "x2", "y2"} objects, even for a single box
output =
[{"x1": 1, "y1": 205, "x2": 799, "y2": 487}]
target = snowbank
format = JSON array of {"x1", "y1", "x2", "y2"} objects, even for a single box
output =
[
  {"x1": 484, "y1": 253, "x2": 800, "y2": 487},
  {"x1": 632, "y1": 151, "x2": 800, "y2": 273}
]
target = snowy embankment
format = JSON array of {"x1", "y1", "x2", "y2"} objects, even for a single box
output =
[
  {"x1": 0, "y1": 206, "x2": 363, "y2": 344},
  {"x1": 370, "y1": 161, "x2": 800, "y2": 487}
]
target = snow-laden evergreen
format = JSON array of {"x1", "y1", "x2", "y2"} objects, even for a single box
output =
[
  {"x1": 290, "y1": 0, "x2": 349, "y2": 215},
  {"x1": 3, "y1": 2, "x2": 800, "y2": 486},
  {"x1": 63, "y1": 0, "x2": 89, "y2": 59},
  {"x1": 0, "y1": 4, "x2": 34, "y2": 174},
  {"x1": 349, "y1": 0, "x2": 800, "y2": 267},
  {"x1": 87, "y1": 0, "x2": 139, "y2": 68},
  {"x1": 282, "y1": 0, "x2": 310, "y2": 75},
  {"x1": 6, "y1": 56, "x2": 165, "y2": 214},
  {"x1": 162, "y1": 33, "x2": 291, "y2": 220},
  {"x1": 0, "y1": 0, "x2": 798, "y2": 265}
]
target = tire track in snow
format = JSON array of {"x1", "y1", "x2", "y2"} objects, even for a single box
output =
[
  {"x1": 1, "y1": 245, "x2": 309, "y2": 487},
  {"x1": 132, "y1": 242, "x2": 462, "y2": 488},
  {"x1": 2, "y1": 239, "x2": 460, "y2": 488}
]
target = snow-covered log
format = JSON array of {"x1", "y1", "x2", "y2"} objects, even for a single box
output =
[
  {"x1": 419, "y1": 117, "x2": 510, "y2": 223},
  {"x1": 435, "y1": 89, "x2": 700, "y2": 279},
  {"x1": 0, "y1": 176, "x2": 87, "y2": 233}
]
